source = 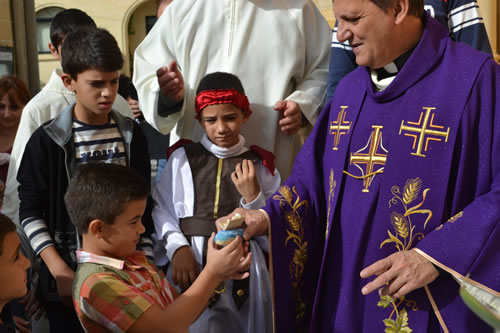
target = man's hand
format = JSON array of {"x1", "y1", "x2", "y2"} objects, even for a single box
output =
[
  {"x1": 231, "y1": 160, "x2": 260, "y2": 204},
  {"x1": 20, "y1": 287, "x2": 47, "y2": 320},
  {"x1": 360, "y1": 249, "x2": 439, "y2": 299},
  {"x1": 127, "y1": 98, "x2": 143, "y2": 120},
  {"x1": 54, "y1": 266, "x2": 75, "y2": 308},
  {"x1": 40, "y1": 246, "x2": 74, "y2": 308},
  {"x1": 171, "y1": 246, "x2": 200, "y2": 291},
  {"x1": 274, "y1": 100, "x2": 302, "y2": 135},
  {"x1": 156, "y1": 60, "x2": 184, "y2": 102},
  {"x1": 12, "y1": 316, "x2": 30, "y2": 333},
  {"x1": 216, "y1": 208, "x2": 269, "y2": 241}
]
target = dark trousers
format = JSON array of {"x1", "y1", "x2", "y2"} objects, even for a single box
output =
[{"x1": 46, "y1": 301, "x2": 83, "y2": 333}]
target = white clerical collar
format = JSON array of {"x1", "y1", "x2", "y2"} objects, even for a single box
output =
[
  {"x1": 383, "y1": 62, "x2": 398, "y2": 74},
  {"x1": 370, "y1": 70, "x2": 396, "y2": 92},
  {"x1": 200, "y1": 134, "x2": 248, "y2": 158},
  {"x1": 370, "y1": 45, "x2": 416, "y2": 92}
]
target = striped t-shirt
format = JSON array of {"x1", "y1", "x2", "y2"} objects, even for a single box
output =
[
  {"x1": 73, "y1": 118, "x2": 126, "y2": 166},
  {"x1": 22, "y1": 118, "x2": 129, "y2": 256}
]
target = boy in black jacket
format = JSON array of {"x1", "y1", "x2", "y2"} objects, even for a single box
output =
[{"x1": 17, "y1": 28, "x2": 152, "y2": 332}]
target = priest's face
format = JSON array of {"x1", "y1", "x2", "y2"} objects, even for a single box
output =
[
  {"x1": 199, "y1": 103, "x2": 249, "y2": 148},
  {"x1": 334, "y1": 0, "x2": 398, "y2": 69}
]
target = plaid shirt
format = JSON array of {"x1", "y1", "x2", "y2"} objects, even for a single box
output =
[{"x1": 73, "y1": 251, "x2": 175, "y2": 333}]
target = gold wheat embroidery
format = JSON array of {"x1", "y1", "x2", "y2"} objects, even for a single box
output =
[
  {"x1": 326, "y1": 170, "x2": 336, "y2": 239},
  {"x1": 273, "y1": 185, "x2": 309, "y2": 320},
  {"x1": 378, "y1": 178, "x2": 433, "y2": 332},
  {"x1": 378, "y1": 295, "x2": 418, "y2": 333}
]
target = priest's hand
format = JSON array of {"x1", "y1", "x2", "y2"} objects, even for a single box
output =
[
  {"x1": 216, "y1": 208, "x2": 269, "y2": 241},
  {"x1": 232, "y1": 159, "x2": 260, "y2": 204},
  {"x1": 274, "y1": 100, "x2": 302, "y2": 135},
  {"x1": 171, "y1": 245, "x2": 200, "y2": 291},
  {"x1": 156, "y1": 60, "x2": 184, "y2": 102},
  {"x1": 360, "y1": 249, "x2": 439, "y2": 298}
]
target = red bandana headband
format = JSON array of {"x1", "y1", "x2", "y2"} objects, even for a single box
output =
[{"x1": 195, "y1": 89, "x2": 251, "y2": 119}]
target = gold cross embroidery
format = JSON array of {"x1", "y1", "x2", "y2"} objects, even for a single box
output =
[
  {"x1": 330, "y1": 106, "x2": 351, "y2": 150},
  {"x1": 399, "y1": 107, "x2": 450, "y2": 157},
  {"x1": 348, "y1": 125, "x2": 388, "y2": 192}
]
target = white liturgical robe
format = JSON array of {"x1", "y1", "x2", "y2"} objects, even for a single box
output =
[{"x1": 133, "y1": 0, "x2": 331, "y2": 178}]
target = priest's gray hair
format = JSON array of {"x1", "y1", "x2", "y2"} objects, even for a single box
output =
[
  {"x1": 334, "y1": 0, "x2": 424, "y2": 18},
  {"x1": 371, "y1": 0, "x2": 424, "y2": 17}
]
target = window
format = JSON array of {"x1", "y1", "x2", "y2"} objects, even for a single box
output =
[
  {"x1": 36, "y1": 7, "x2": 64, "y2": 54},
  {"x1": 145, "y1": 16, "x2": 157, "y2": 34}
]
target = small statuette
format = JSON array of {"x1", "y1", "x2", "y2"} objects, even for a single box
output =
[
  {"x1": 219, "y1": 213, "x2": 246, "y2": 230},
  {"x1": 215, "y1": 213, "x2": 246, "y2": 246},
  {"x1": 215, "y1": 228, "x2": 244, "y2": 247}
]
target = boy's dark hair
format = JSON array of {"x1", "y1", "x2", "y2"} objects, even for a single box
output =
[
  {"x1": 0, "y1": 213, "x2": 16, "y2": 256},
  {"x1": 118, "y1": 75, "x2": 138, "y2": 100},
  {"x1": 50, "y1": 8, "x2": 96, "y2": 50},
  {"x1": 61, "y1": 27, "x2": 124, "y2": 79},
  {"x1": 196, "y1": 72, "x2": 246, "y2": 95},
  {"x1": 64, "y1": 163, "x2": 150, "y2": 234}
]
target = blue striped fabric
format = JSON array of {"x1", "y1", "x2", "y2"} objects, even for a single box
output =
[{"x1": 73, "y1": 118, "x2": 126, "y2": 166}]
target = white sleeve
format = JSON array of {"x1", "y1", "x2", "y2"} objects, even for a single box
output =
[
  {"x1": 152, "y1": 147, "x2": 194, "y2": 263},
  {"x1": 2, "y1": 102, "x2": 43, "y2": 222},
  {"x1": 132, "y1": 5, "x2": 184, "y2": 135},
  {"x1": 286, "y1": 1, "x2": 331, "y2": 125}
]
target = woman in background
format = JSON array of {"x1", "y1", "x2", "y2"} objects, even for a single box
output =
[{"x1": 0, "y1": 76, "x2": 30, "y2": 209}]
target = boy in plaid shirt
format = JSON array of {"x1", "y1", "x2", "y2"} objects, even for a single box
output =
[{"x1": 66, "y1": 163, "x2": 251, "y2": 332}]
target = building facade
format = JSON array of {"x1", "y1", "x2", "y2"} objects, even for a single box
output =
[
  {"x1": 33, "y1": 0, "x2": 499, "y2": 86},
  {"x1": 1, "y1": 0, "x2": 39, "y2": 94}
]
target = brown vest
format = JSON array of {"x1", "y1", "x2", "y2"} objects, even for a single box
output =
[
  {"x1": 180, "y1": 143, "x2": 257, "y2": 309},
  {"x1": 179, "y1": 142, "x2": 260, "y2": 237}
]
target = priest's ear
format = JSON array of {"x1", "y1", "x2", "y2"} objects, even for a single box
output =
[{"x1": 392, "y1": 0, "x2": 410, "y2": 25}]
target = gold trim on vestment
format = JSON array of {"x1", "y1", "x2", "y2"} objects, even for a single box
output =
[
  {"x1": 213, "y1": 158, "x2": 223, "y2": 218},
  {"x1": 424, "y1": 285, "x2": 450, "y2": 333},
  {"x1": 414, "y1": 248, "x2": 500, "y2": 297},
  {"x1": 326, "y1": 170, "x2": 336, "y2": 239},
  {"x1": 273, "y1": 185, "x2": 309, "y2": 321},
  {"x1": 263, "y1": 208, "x2": 276, "y2": 333}
]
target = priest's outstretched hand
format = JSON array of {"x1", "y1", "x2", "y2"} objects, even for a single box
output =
[
  {"x1": 360, "y1": 249, "x2": 439, "y2": 298},
  {"x1": 216, "y1": 208, "x2": 269, "y2": 241},
  {"x1": 156, "y1": 60, "x2": 184, "y2": 102}
]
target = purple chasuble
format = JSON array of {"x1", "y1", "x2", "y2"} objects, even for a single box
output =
[{"x1": 264, "y1": 14, "x2": 499, "y2": 333}]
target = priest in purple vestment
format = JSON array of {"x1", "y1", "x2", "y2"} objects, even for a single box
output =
[{"x1": 217, "y1": 0, "x2": 499, "y2": 331}]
